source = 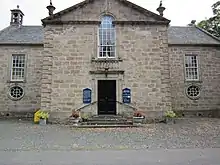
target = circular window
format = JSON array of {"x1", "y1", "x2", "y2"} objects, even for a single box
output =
[
  {"x1": 186, "y1": 85, "x2": 200, "y2": 99},
  {"x1": 8, "y1": 86, "x2": 24, "y2": 101}
]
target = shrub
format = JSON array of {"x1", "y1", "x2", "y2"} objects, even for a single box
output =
[
  {"x1": 36, "y1": 110, "x2": 49, "y2": 119},
  {"x1": 165, "y1": 110, "x2": 176, "y2": 118}
]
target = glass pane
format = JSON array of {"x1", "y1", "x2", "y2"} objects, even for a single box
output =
[
  {"x1": 99, "y1": 15, "x2": 116, "y2": 57},
  {"x1": 11, "y1": 55, "x2": 25, "y2": 80}
]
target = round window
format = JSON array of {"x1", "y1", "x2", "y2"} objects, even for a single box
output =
[
  {"x1": 186, "y1": 85, "x2": 200, "y2": 99},
  {"x1": 9, "y1": 86, "x2": 24, "y2": 100}
]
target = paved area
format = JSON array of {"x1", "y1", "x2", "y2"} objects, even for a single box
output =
[
  {"x1": 0, "y1": 148, "x2": 220, "y2": 165},
  {"x1": 0, "y1": 118, "x2": 219, "y2": 164}
]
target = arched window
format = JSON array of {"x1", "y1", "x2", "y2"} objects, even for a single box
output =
[{"x1": 98, "y1": 15, "x2": 116, "y2": 58}]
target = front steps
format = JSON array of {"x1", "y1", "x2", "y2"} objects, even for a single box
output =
[
  {"x1": 83, "y1": 115, "x2": 133, "y2": 125},
  {"x1": 69, "y1": 115, "x2": 143, "y2": 128}
]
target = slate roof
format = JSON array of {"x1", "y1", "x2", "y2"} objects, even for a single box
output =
[
  {"x1": 0, "y1": 26, "x2": 43, "y2": 45},
  {"x1": 168, "y1": 26, "x2": 220, "y2": 45},
  {"x1": 0, "y1": 25, "x2": 220, "y2": 46}
]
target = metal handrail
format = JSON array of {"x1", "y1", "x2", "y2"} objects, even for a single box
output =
[
  {"x1": 116, "y1": 101, "x2": 137, "y2": 111},
  {"x1": 75, "y1": 100, "x2": 137, "y2": 112},
  {"x1": 75, "y1": 101, "x2": 98, "y2": 112}
]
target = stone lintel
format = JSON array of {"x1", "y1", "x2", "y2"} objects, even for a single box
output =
[
  {"x1": 91, "y1": 58, "x2": 123, "y2": 63},
  {"x1": 89, "y1": 70, "x2": 124, "y2": 75}
]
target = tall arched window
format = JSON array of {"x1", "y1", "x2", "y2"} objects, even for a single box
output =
[{"x1": 98, "y1": 15, "x2": 116, "y2": 58}]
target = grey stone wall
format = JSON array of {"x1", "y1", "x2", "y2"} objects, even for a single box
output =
[
  {"x1": 169, "y1": 46, "x2": 220, "y2": 115},
  {"x1": 0, "y1": 45, "x2": 43, "y2": 117},
  {"x1": 41, "y1": 25, "x2": 95, "y2": 118},
  {"x1": 117, "y1": 24, "x2": 171, "y2": 116},
  {"x1": 41, "y1": 0, "x2": 171, "y2": 119},
  {"x1": 59, "y1": 0, "x2": 156, "y2": 21}
]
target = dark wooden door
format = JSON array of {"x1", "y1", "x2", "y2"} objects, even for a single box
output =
[{"x1": 98, "y1": 80, "x2": 116, "y2": 115}]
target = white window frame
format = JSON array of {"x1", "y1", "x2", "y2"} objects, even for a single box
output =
[
  {"x1": 10, "y1": 54, "x2": 26, "y2": 82},
  {"x1": 185, "y1": 84, "x2": 201, "y2": 100},
  {"x1": 8, "y1": 85, "x2": 25, "y2": 101},
  {"x1": 184, "y1": 54, "x2": 199, "y2": 81},
  {"x1": 97, "y1": 15, "x2": 116, "y2": 59}
]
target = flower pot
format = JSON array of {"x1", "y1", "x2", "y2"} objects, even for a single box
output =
[
  {"x1": 165, "y1": 117, "x2": 175, "y2": 124},
  {"x1": 39, "y1": 118, "x2": 47, "y2": 125},
  {"x1": 133, "y1": 116, "x2": 145, "y2": 124},
  {"x1": 72, "y1": 118, "x2": 80, "y2": 126}
]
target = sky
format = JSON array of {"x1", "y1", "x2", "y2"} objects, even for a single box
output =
[{"x1": 0, "y1": 0, "x2": 217, "y2": 30}]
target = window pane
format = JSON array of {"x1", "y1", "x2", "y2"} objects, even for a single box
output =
[
  {"x1": 11, "y1": 55, "x2": 25, "y2": 81},
  {"x1": 185, "y1": 55, "x2": 198, "y2": 80},
  {"x1": 98, "y1": 15, "x2": 116, "y2": 57}
]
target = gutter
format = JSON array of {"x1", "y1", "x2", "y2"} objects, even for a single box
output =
[{"x1": 0, "y1": 43, "x2": 43, "y2": 46}]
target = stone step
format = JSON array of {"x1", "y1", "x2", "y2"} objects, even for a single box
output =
[
  {"x1": 88, "y1": 115, "x2": 127, "y2": 122},
  {"x1": 92, "y1": 115, "x2": 123, "y2": 118},
  {"x1": 83, "y1": 120, "x2": 133, "y2": 125},
  {"x1": 72, "y1": 124, "x2": 143, "y2": 128},
  {"x1": 87, "y1": 118, "x2": 127, "y2": 122}
]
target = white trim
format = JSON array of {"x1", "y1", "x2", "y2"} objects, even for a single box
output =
[
  {"x1": 97, "y1": 15, "x2": 116, "y2": 59},
  {"x1": 10, "y1": 54, "x2": 26, "y2": 82},
  {"x1": 185, "y1": 84, "x2": 201, "y2": 100},
  {"x1": 8, "y1": 85, "x2": 25, "y2": 101},
  {"x1": 184, "y1": 54, "x2": 199, "y2": 81}
]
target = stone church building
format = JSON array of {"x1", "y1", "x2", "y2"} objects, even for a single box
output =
[{"x1": 0, "y1": 0, "x2": 219, "y2": 121}]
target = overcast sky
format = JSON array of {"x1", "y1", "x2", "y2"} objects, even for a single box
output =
[{"x1": 0, "y1": 0, "x2": 217, "y2": 30}]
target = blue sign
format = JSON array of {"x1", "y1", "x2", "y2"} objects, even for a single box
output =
[
  {"x1": 122, "y1": 88, "x2": 131, "y2": 103},
  {"x1": 83, "y1": 88, "x2": 92, "y2": 104}
]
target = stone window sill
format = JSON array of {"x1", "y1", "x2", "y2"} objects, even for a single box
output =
[
  {"x1": 184, "y1": 80, "x2": 202, "y2": 83},
  {"x1": 7, "y1": 80, "x2": 26, "y2": 83},
  {"x1": 91, "y1": 57, "x2": 123, "y2": 63}
]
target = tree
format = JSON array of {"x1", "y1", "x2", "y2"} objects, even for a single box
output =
[{"x1": 197, "y1": 1, "x2": 220, "y2": 38}]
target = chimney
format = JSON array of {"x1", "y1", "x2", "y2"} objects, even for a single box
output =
[
  {"x1": 46, "y1": 0, "x2": 56, "y2": 16},
  {"x1": 157, "y1": 0, "x2": 166, "y2": 16},
  {"x1": 188, "y1": 20, "x2": 196, "y2": 26},
  {"x1": 10, "y1": 5, "x2": 24, "y2": 26}
]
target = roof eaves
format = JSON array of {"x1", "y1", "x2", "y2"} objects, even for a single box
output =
[
  {"x1": 168, "y1": 43, "x2": 220, "y2": 47},
  {"x1": 195, "y1": 25, "x2": 220, "y2": 43},
  {"x1": 0, "y1": 42, "x2": 44, "y2": 46},
  {"x1": 42, "y1": 0, "x2": 92, "y2": 22},
  {"x1": 42, "y1": 0, "x2": 171, "y2": 24}
]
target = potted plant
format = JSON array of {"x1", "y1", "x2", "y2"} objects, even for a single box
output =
[
  {"x1": 37, "y1": 111, "x2": 49, "y2": 125},
  {"x1": 81, "y1": 113, "x2": 90, "y2": 122},
  {"x1": 164, "y1": 110, "x2": 176, "y2": 124},
  {"x1": 70, "y1": 110, "x2": 80, "y2": 125},
  {"x1": 133, "y1": 110, "x2": 145, "y2": 124}
]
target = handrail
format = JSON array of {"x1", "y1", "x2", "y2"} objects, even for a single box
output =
[
  {"x1": 74, "y1": 100, "x2": 137, "y2": 112},
  {"x1": 116, "y1": 101, "x2": 137, "y2": 111},
  {"x1": 75, "y1": 101, "x2": 98, "y2": 112}
]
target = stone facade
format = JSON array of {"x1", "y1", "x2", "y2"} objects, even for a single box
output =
[
  {"x1": 0, "y1": 0, "x2": 219, "y2": 120},
  {"x1": 169, "y1": 46, "x2": 220, "y2": 117},
  {"x1": 41, "y1": 0, "x2": 171, "y2": 120},
  {"x1": 58, "y1": 0, "x2": 157, "y2": 21},
  {"x1": 0, "y1": 45, "x2": 43, "y2": 117}
]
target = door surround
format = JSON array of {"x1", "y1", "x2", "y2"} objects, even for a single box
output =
[{"x1": 91, "y1": 74, "x2": 124, "y2": 115}]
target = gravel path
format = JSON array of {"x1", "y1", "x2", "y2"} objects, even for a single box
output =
[{"x1": 0, "y1": 118, "x2": 219, "y2": 151}]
